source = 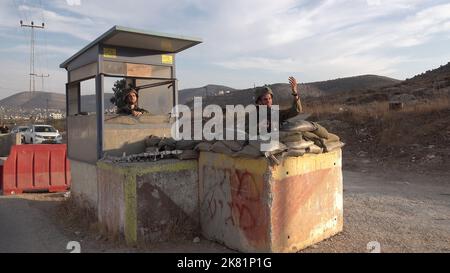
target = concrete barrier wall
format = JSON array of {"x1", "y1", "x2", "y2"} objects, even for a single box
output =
[
  {"x1": 198, "y1": 150, "x2": 343, "y2": 253},
  {"x1": 97, "y1": 159, "x2": 198, "y2": 245},
  {"x1": 270, "y1": 150, "x2": 343, "y2": 252},
  {"x1": 70, "y1": 159, "x2": 98, "y2": 210},
  {"x1": 103, "y1": 114, "x2": 172, "y2": 157},
  {"x1": 103, "y1": 126, "x2": 171, "y2": 157},
  {"x1": 0, "y1": 133, "x2": 21, "y2": 157}
]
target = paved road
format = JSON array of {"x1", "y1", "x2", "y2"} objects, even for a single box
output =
[
  {"x1": 0, "y1": 195, "x2": 72, "y2": 253},
  {"x1": 1, "y1": 169, "x2": 449, "y2": 253}
]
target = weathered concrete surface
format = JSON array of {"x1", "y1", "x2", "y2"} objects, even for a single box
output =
[
  {"x1": 103, "y1": 115, "x2": 171, "y2": 157},
  {"x1": 97, "y1": 163, "x2": 127, "y2": 238},
  {"x1": 270, "y1": 150, "x2": 343, "y2": 252},
  {"x1": 67, "y1": 115, "x2": 98, "y2": 163},
  {"x1": 136, "y1": 161, "x2": 199, "y2": 243},
  {"x1": 103, "y1": 127, "x2": 171, "y2": 157},
  {"x1": 70, "y1": 159, "x2": 98, "y2": 210},
  {"x1": 0, "y1": 133, "x2": 21, "y2": 157},
  {"x1": 198, "y1": 150, "x2": 343, "y2": 253},
  {"x1": 97, "y1": 159, "x2": 198, "y2": 245}
]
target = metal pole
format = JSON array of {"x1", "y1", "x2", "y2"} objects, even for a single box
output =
[{"x1": 20, "y1": 21, "x2": 45, "y2": 93}]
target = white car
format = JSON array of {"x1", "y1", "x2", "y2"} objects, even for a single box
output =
[
  {"x1": 10, "y1": 126, "x2": 30, "y2": 143},
  {"x1": 24, "y1": 125, "x2": 63, "y2": 144}
]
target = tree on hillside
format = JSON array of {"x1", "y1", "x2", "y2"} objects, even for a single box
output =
[{"x1": 110, "y1": 79, "x2": 130, "y2": 110}]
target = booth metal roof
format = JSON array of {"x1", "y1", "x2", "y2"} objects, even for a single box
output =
[{"x1": 60, "y1": 25, "x2": 202, "y2": 68}]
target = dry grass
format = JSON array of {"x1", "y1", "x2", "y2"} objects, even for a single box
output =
[
  {"x1": 306, "y1": 95, "x2": 450, "y2": 166},
  {"x1": 307, "y1": 96, "x2": 450, "y2": 124},
  {"x1": 55, "y1": 197, "x2": 122, "y2": 243}
]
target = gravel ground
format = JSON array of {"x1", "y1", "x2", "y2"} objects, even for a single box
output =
[{"x1": 1, "y1": 166, "x2": 449, "y2": 253}]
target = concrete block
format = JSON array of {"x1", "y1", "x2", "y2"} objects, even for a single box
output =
[
  {"x1": 199, "y1": 150, "x2": 343, "y2": 253},
  {"x1": 0, "y1": 133, "x2": 21, "y2": 157},
  {"x1": 70, "y1": 159, "x2": 98, "y2": 210},
  {"x1": 97, "y1": 159, "x2": 199, "y2": 245}
]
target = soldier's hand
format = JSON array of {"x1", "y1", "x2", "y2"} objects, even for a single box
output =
[
  {"x1": 132, "y1": 110, "x2": 142, "y2": 117},
  {"x1": 289, "y1": 76, "x2": 298, "y2": 95}
]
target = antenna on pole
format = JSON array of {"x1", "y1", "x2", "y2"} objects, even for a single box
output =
[
  {"x1": 20, "y1": 20, "x2": 45, "y2": 93},
  {"x1": 31, "y1": 73, "x2": 50, "y2": 91}
]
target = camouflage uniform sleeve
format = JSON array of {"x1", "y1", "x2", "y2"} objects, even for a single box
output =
[
  {"x1": 279, "y1": 96, "x2": 303, "y2": 122},
  {"x1": 137, "y1": 107, "x2": 149, "y2": 113},
  {"x1": 117, "y1": 106, "x2": 132, "y2": 115}
]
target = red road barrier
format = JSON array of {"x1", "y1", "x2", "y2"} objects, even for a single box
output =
[{"x1": 1, "y1": 144, "x2": 71, "y2": 195}]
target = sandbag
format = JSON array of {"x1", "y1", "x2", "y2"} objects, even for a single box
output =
[
  {"x1": 175, "y1": 140, "x2": 201, "y2": 150},
  {"x1": 232, "y1": 144, "x2": 263, "y2": 158},
  {"x1": 249, "y1": 140, "x2": 287, "y2": 155},
  {"x1": 145, "y1": 135, "x2": 162, "y2": 147},
  {"x1": 307, "y1": 144, "x2": 323, "y2": 154},
  {"x1": 281, "y1": 120, "x2": 317, "y2": 132},
  {"x1": 158, "y1": 137, "x2": 177, "y2": 150},
  {"x1": 282, "y1": 149, "x2": 306, "y2": 157},
  {"x1": 324, "y1": 141, "x2": 345, "y2": 152},
  {"x1": 280, "y1": 132, "x2": 303, "y2": 143},
  {"x1": 279, "y1": 130, "x2": 298, "y2": 140},
  {"x1": 211, "y1": 141, "x2": 234, "y2": 155},
  {"x1": 311, "y1": 122, "x2": 329, "y2": 139},
  {"x1": 177, "y1": 150, "x2": 199, "y2": 160},
  {"x1": 221, "y1": 140, "x2": 244, "y2": 152},
  {"x1": 284, "y1": 140, "x2": 314, "y2": 150},
  {"x1": 194, "y1": 142, "x2": 212, "y2": 152},
  {"x1": 326, "y1": 133, "x2": 340, "y2": 142}
]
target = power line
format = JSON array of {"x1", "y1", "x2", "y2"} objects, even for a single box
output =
[
  {"x1": 20, "y1": 20, "x2": 45, "y2": 93},
  {"x1": 31, "y1": 73, "x2": 50, "y2": 91}
]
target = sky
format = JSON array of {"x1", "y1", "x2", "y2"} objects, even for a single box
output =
[{"x1": 1, "y1": 0, "x2": 450, "y2": 99}]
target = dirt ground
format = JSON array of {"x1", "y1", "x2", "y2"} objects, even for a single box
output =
[{"x1": 1, "y1": 157, "x2": 449, "y2": 253}]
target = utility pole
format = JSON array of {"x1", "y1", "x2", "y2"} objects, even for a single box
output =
[
  {"x1": 31, "y1": 73, "x2": 50, "y2": 91},
  {"x1": 46, "y1": 98, "x2": 49, "y2": 123},
  {"x1": 20, "y1": 20, "x2": 45, "y2": 93}
]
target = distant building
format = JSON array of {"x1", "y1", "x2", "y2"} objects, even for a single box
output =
[{"x1": 50, "y1": 113, "x2": 64, "y2": 120}]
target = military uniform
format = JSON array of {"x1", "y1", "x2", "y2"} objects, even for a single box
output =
[
  {"x1": 117, "y1": 105, "x2": 149, "y2": 115},
  {"x1": 255, "y1": 86, "x2": 303, "y2": 133},
  {"x1": 117, "y1": 88, "x2": 149, "y2": 115}
]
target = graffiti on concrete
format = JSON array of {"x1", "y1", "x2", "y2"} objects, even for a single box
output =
[{"x1": 202, "y1": 166, "x2": 268, "y2": 247}]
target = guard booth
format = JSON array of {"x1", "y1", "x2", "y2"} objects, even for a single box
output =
[
  {"x1": 60, "y1": 26, "x2": 202, "y2": 209},
  {"x1": 60, "y1": 25, "x2": 202, "y2": 162}
]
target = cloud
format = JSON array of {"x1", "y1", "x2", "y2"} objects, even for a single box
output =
[
  {"x1": 1, "y1": 0, "x2": 450, "y2": 99},
  {"x1": 0, "y1": 44, "x2": 78, "y2": 57},
  {"x1": 216, "y1": 57, "x2": 298, "y2": 72},
  {"x1": 66, "y1": 0, "x2": 82, "y2": 6}
]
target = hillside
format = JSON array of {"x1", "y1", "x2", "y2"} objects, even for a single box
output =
[
  {"x1": 178, "y1": 84, "x2": 237, "y2": 105},
  {"x1": 182, "y1": 75, "x2": 398, "y2": 110},
  {"x1": 0, "y1": 74, "x2": 405, "y2": 112},
  {"x1": 0, "y1": 91, "x2": 115, "y2": 112},
  {"x1": 308, "y1": 75, "x2": 400, "y2": 94},
  {"x1": 308, "y1": 62, "x2": 450, "y2": 106},
  {"x1": 0, "y1": 92, "x2": 66, "y2": 110}
]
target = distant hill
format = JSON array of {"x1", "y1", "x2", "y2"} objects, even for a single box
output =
[
  {"x1": 403, "y1": 62, "x2": 450, "y2": 89},
  {"x1": 178, "y1": 84, "x2": 237, "y2": 105},
  {"x1": 0, "y1": 92, "x2": 66, "y2": 110},
  {"x1": 0, "y1": 91, "x2": 115, "y2": 112},
  {"x1": 181, "y1": 75, "x2": 400, "y2": 110},
  {"x1": 306, "y1": 62, "x2": 450, "y2": 106},
  {"x1": 0, "y1": 74, "x2": 407, "y2": 112},
  {"x1": 307, "y1": 75, "x2": 400, "y2": 93}
]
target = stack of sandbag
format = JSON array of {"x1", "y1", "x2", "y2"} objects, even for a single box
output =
[
  {"x1": 279, "y1": 120, "x2": 345, "y2": 157},
  {"x1": 142, "y1": 118, "x2": 344, "y2": 162},
  {"x1": 144, "y1": 135, "x2": 201, "y2": 160}
]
